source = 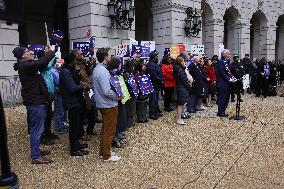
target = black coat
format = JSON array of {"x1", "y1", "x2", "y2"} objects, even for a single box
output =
[
  {"x1": 231, "y1": 61, "x2": 245, "y2": 80},
  {"x1": 60, "y1": 65, "x2": 85, "y2": 110},
  {"x1": 173, "y1": 64, "x2": 190, "y2": 103},
  {"x1": 188, "y1": 63, "x2": 203, "y2": 96},
  {"x1": 14, "y1": 51, "x2": 55, "y2": 106}
]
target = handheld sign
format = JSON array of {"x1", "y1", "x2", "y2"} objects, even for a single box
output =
[
  {"x1": 138, "y1": 74, "x2": 154, "y2": 95},
  {"x1": 127, "y1": 73, "x2": 139, "y2": 97},
  {"x1": 118, "y1": 75, "x2": 130, "y2": 104},
  {"x1": 28, "y1": 44, "x2": 45, "y2": 60},
  {"x1": 110, "y1": 76, "x2": 123, "y2": 96}
]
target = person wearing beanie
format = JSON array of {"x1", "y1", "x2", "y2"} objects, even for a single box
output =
[{"x1": 13, "y1": 45, "x2": 55, "y2": 164}]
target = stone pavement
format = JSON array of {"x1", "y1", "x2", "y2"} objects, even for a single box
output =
[{"x1": 4, "y1": 93, "x2": 284, "y2": 189}]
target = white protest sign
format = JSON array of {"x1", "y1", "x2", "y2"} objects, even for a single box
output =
[
  {"x1": 190, "y1": 45, "x2": 204, "y2": 54},
  {"x1": 129, "y1": 38, "x2": 138, "y2": 52},
  {"x1": 116, "y1": 44, "x2": 128, "y2": 57},
  {"x1": 141, "y1": 41, "x2": 156, "y2": 52},
  {"x1": 218, "y1": 44, "x2": 224, "y2": 57},
  {"x1": 242, "y1": 74, "x2": 250, "y2": 89}
]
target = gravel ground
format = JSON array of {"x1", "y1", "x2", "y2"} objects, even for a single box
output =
[{"x1": 3, "y1": 90, "x2": 284, "y2": 189}]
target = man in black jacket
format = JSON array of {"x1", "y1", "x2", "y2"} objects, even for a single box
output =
[
  {"x1": 13, "y1": 45, "x2": 54, "y2": 164},
  {"x1": 230, "y1": 55, "x2": 245, "y2": 102},
  {"x1": 60, "y1": 52, "x2": 90, "y2": 156}
]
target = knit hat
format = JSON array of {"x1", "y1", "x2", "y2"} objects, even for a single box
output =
[{"x1": 12, "y1": 47, "x2": 26, "y2": 60}]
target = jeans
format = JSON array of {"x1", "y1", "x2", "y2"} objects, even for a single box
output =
[
  {"x1": 188, "y1": 95, "x2": 197, "y2": 112},
  {"x1": 26, "y1": 104, "x2": 46, "y2": 160},
  {"x1": 54, "y1": 93, "x2": 64, "y2": 131}
]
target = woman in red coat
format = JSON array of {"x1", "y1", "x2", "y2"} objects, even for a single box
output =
[
  {"x1": 204, "y1": 59, "x2": 217, "y2": 106},
  {"x1": 161, "y1": 56, "x2": 176, "y2": 112}
]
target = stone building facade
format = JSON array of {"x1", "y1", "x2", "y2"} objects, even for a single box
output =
[{"x1": 0, "y1": 0, "x2": 284, "y2": 76}]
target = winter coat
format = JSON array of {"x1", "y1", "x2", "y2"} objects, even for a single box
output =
[
  {"x1": 173, "y1": 64, "x2": 190, "y2": 103},
  {"x1": 146, "y1": 61, "x2": 164, "y2": 89},
  {"x1": 188, "y1": 63, "x2": 203, "y2": 96},
  {"x1": 205, "y1": 65, "x2": 217, "y2": 85},
  {"x1": 14, "y1": 51, "x2": 55, "y2": 106},
  {"x1": 161, "y1": 63, "x2": 176, "y2": 88},
  {"x1": 60, "y1": 65, "x2": 85, "y2": 110},
  {"x1": 41, "y1": 57, "x2": 56, "y2": 100}
]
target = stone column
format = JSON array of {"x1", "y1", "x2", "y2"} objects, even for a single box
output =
[
  {"x1": 239, "y1": 21, "x2": 251, "y2": 59},
  {"x1": 68, "y1": 0, "x2": 135, "y2": 49},
  {"x1": 0, "y1": 21, "x2": 19, "y2": 76},
  {"x1": 212, "y1": 18, "x2": 225, "y2": 56},
  {"x1": 266, "y1": 24, "x2": 277, "y2": 60},
  {"x1": 276, "y1": 26, "x2": 284, "y2": 62}
]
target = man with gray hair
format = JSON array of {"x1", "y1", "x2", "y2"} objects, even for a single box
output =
[{"x1": 216, "y1": 49, "x2": 237, "y2": 117}]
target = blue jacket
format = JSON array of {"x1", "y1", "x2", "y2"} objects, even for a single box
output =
[
  {"x1": 60, "y1": 65, "x2": 84, "y2": 110},
  {"x1": 146, "y1": 61, "x2": 163, "y2": 89},
  {"x1": 216, "y1": 58, "x2": 232, "y2": 88}
]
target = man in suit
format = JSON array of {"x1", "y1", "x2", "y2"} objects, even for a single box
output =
[
  {"x1": 187, "y1": 55, "x2": 203, "y2": 113},
  {"x1": 216, "y1": 49, "x2": 237, "y2": 117}
]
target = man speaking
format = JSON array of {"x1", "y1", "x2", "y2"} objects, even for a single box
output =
[{"x1": 216, "y1": 49, "x2": 237, "y2": 117}]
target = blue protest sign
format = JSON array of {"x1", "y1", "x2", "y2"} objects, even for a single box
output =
[
  {"x1": 164, "y1": 48, "x2": 170, "y2": 56},
  {"x1": 138, "y1": 74, "x2": 154, "y2": 95},
  {"x1": 73, "y1": 42, "x2": 92, "y2": 57},
  {"x1": 28, "y1": 44, "x2": 45, "y2": 60},
  {"x1": 50, "y1": 29, "x2": 64, "y2": 46},
  {"x1": 141, "y1": 46, "x2": 150, "y2": 58},
  {"x1": 110, "y1": 76, "x2": 123, "y2": 96},
  {"x1": 127, "y1": 73, "x2": 139, "y2": 97},
  {"x1": 131, "y1": 45, "x2": 150, "y2": 58}
]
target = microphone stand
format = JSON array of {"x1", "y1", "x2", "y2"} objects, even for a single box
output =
[
  {"x1": 230, "y1": 79, "x2": 246, "y2": 120},
  {"x1": 0, "y1": 95, "x2": 19, "y2": 188}
]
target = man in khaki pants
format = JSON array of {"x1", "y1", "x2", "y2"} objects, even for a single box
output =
[{"x1": 92, "y1": 48, "x2": 122, "y2": 161}]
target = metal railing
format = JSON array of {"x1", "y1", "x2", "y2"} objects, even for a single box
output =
[{"x1": 0, "y1": 76, "x2": 22, "y2": 108}]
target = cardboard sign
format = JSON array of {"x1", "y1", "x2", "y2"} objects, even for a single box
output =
[
  {"x1": 28, "y1": 44, "x2": 45, "y2": 60},
  {"x1": 191, "y1": 45, "x2": 205, "y2": 54},
  {"x1": 170, "y1": 45, "x2": 179, "y2": 59},
  {"x1": 110, "y1": 76, "x2": 124, "y2": 96},
  {"x1": 116, "y1": 44, "x2": 128, "y2": 57},
  {"x1": 50, "y1": 29, "x2": 64, "y2": 46},
  {"x1": 138, "y1": 74, "x2": 154, "y2": 95},
  {"x1": 127, "y1": 73, "x2": 139, "y2": 97},
  {"x1": 141, "y1": 41, "x2": 155, "y2": 52},
  {"x1": 73, "y1": 42, "x2": 93, "y2": 57},
  {"x1": 118, "y1": 75, "x2": 131, "y2": 104}
]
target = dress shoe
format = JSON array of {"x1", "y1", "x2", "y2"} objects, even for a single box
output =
[
  {"x1": 217, "y1": 113, "x2": 229, "y2": 117},
  {"x1": 149, "y1": 115, "x2": 158, "y2": 120},
  {"x1": 87, "y1": 131, "x2": 100, "y2": 136},
  {"x1": 41, "y1": 138, "x2": 55, "y2": 145},
  {"x1": 157, "y1": 113, "x2": 163, "y2": 117},
  {"x1": 40, "y1": 150, "x2": 50, "y2": 156},
  {"x1": 32, "y1": 157, "x2": 52, "y2": 164},
  {"x1": 79, "y1": 143, "x2": 89, "y2": 149},
  {"x1": 70, "y1": 149, "x2": 89, "y2": 156},
  {"x1": 55, "y1": 129, "x2": 68, "y2": 134}
]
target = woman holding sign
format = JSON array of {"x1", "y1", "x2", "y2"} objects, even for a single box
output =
[{"x1": 173, "y1": 57, "x2": 191, "y2": 125}]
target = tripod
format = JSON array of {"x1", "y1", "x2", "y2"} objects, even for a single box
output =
[{"x1": 0, "y1": 95, "x2": 19, "y2": 188}]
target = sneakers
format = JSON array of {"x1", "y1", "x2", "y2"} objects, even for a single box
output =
[
  {"x1": 99, "y1": 151, "x2": 116, "y2": 159},
  {"x1": 177, "y1": 120, "x2": 186, "y2": 125},
  {"x1": 103, "y1": 155, "x2": 121, "y2": 162}
]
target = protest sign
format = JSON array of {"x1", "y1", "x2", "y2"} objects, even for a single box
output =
[
  {"x1": 141, "y1": 41, "x2": 155, "y2": 52},
  {"x1": 164, "y1": 48, "x2": 170, "y2": 56},
  {"x1": 170, "y1": 45, "x2": 179, "y2": 59},
  {"x1": 243, "y1": 74, "x2": 250, "y2": 89},
  {"x1": 50, "y1": 29, "x2": 64, "y2": 46},
  {"x1": 73, "y1": 42, "x2": 92, "y2": 57},
  {"x1": 110, "y1": 76, "x2": 123, "y2": 96},
  {"x1": 177, "y1": 43, "x2": 186, "y2": 53},
  {"x1": 218, "y1": 43, "x2": 224, "y2": 57},
  {"x1": 131, "y1": 45, "x2": 150, "y2": 58},
  {"x1": 129, "y1": 38, "x2": 138, "y2": 52},
  {"x1": 191, "y1": 45, "x2": 204, "y2": 54},
  {"x1": 127, "y1": 73, "x2": 139, "y2": 97},
  {"x1": 28, "y1": 44, "x2": 45, "y2": 60},
  {"x1": 138, "y1": 74, "x2": 154, "y2": 95},
  {"x1": 118, "y1": 75, "x2": 131, "y2": 104},
  {"x1": 116, "y1": 44, "x2": 128, "y2": 57}
]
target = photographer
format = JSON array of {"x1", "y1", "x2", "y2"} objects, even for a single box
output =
[{"x1": 230, "y1": 55, "x2": 245, "y2": 102}]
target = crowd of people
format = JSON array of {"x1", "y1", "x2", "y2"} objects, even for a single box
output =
[{"x1": 12, "y1": 45, "x2": 284, "y2": 164}]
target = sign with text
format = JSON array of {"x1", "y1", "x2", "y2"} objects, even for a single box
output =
[
  {"x1": 138, "y1": 74, "x2": 154, "y2": 95},
  {"x1": 127, "y1": 73, "x2": 139, "y2": 97},
  {"x1": 190, "y1": 45, "x2": 205, "y2": 54},
  {"x1": 73, "y1": 42, "x2": 93, "y2": 57},
  {"x1": 141, "y1": 41, "x2": 155, "y2": 52}
]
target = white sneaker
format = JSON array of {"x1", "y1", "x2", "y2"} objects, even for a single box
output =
[
  {"x1": 177, "y1": 120, "x2": 186, "y2": 125},
  {"x1": 99, "y1": 152, "x2": 116, "y2": 159},
  {"x1": 103, "y1": 155, "x2": 121, "y2": 162}
]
